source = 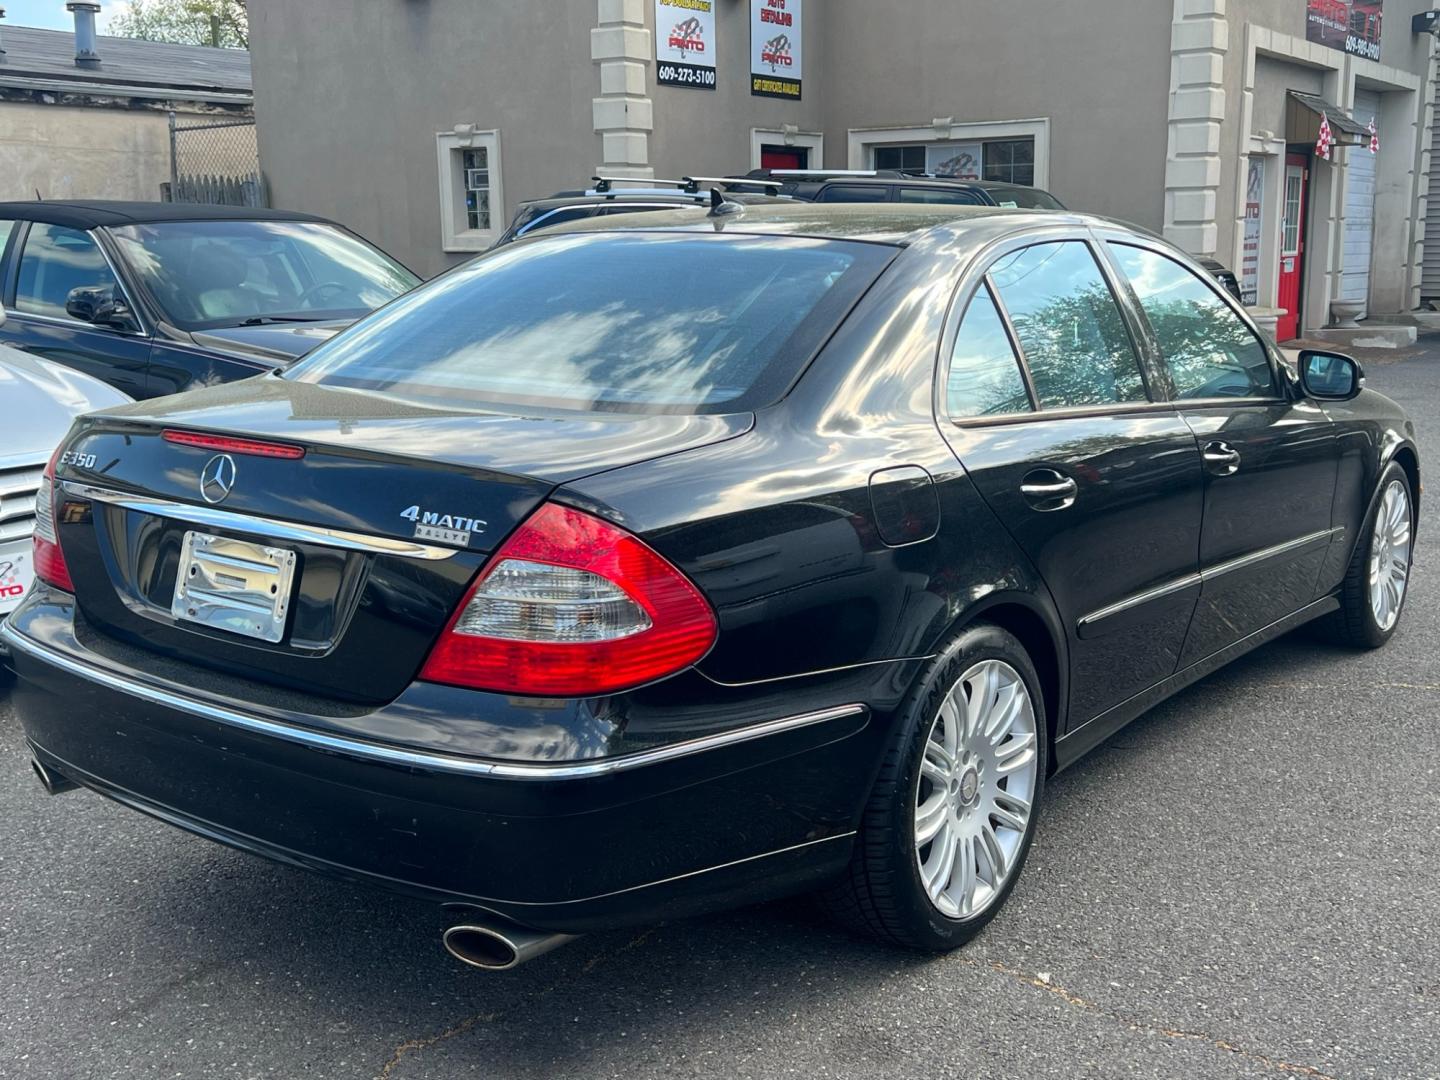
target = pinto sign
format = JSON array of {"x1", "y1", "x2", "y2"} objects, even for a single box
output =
[
  {"x1": 656, "y1": 0, "x2": 717, "y2": 90},
  {"x1": 750, "y1": 0, "x2": 803, "y2": 99}
]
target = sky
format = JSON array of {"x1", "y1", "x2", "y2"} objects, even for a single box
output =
[{"x1": 2, "y1": 1, "x2": 129, "y2": 32}]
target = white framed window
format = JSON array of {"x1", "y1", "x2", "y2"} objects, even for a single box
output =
[
  {"x1": 436, "y1": 129, "x2": 503, "y2": 252},
  {"x1": 848, "y1": 119, "x2": 1050, "y2": 190}
]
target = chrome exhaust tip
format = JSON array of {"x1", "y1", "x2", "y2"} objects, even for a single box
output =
[
  {"x1": 31, "y1": 758, "x2": 79, "y2": 796},
  {"x1": 442, "y1": 919, "x2": 578, "y2": 971}
]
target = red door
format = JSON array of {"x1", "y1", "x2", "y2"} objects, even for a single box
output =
[
  {"x1": 1276, "y1": 152, "x2": 1309, "y2": 342},
  {"x1": 760, "y1": 146, "x2": 808, "y2": 170}
]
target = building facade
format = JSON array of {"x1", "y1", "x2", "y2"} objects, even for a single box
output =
[
  {"x1": 249, "y1": 0, "x2": 1438, "y2": 339},
  {"x1": 0, "y1": 12, "x2": 253, "y2": 204}
]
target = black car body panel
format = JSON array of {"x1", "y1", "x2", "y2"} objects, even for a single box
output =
[
  {"x1": 4, "y1": 205, "x2": 1419, "y2": 935},
  {"x1": 0, "y1": 201, "x2": 417, "y2": 399}
]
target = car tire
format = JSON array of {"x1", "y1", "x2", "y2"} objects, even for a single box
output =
[
  {"x1": 819, "y1": 622, "x2": 1047, "y2": 950},
  {"x1": 1320, "y1": 462, "x2": 1415, "y2": 650}
]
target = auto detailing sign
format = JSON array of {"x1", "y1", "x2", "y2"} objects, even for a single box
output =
[
  {"x1": 1306, "y1": 0, "x2": 1382, "y2": 61},
  {"x1": 751, "y1": 0, "x2": 802, "y2": 100},
  {"x1": 656, "y1": 0, "x2": 717, "y2": 90}
]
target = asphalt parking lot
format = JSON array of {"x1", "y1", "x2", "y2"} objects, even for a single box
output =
[{"x1": 3, "y1": 344, "x2": 1439, "y2": 1080}]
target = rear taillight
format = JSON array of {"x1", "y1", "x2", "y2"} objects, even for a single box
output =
[
  {"x1": 419, "y1": 503, "x2": 716, "y2": 696},
  {"x1": 33, "y1": 449, "x2": 73, "y2": 592}
]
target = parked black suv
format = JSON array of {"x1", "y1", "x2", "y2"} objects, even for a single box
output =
[
  {"x1": 494, "y1": 177, "x2": 791, "y2": 246},
  {"x1": 734, "y1": 169, "x2": 1066, "y2": 209},
  {"x1": 0, "y1": 202, "x2": 420, "y2": 399}
]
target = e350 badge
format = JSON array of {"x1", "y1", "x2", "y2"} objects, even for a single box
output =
[{"x1": 400, "y1": 505, "x2": 487, "y2": 547}]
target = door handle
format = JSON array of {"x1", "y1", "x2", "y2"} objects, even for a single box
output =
[
  {"x1": 1203, "y1": 441, "x2": 1242, "y2": 476},
  {"x1": 1020, "y1": 469, "x2": 1078, "y2": 511}
]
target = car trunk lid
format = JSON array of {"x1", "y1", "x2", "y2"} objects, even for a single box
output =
[{"x1": 52, "y1": 377, "x2": 750, "y2": 703}]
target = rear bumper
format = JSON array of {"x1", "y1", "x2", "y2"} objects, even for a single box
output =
[{"x1": 3, "y1": 612, "x2": 872, "y2": 932}]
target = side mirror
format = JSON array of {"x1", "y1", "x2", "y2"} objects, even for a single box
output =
[
  {"x1": 65, "y1": 285, "x2": 138, "y2": 332},
  {"x1": 1297, "y1": 349, "x2": 1364, "y2": 401}
]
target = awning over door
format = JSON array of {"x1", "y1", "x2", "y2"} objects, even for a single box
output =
[{"x1": 1287, "y1": 92, "x2": 1371, "y2": 147}]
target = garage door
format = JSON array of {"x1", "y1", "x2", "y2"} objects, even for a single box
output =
[{"x1": 1340, "y1": 90, "x2": 1381, "y2": 316}]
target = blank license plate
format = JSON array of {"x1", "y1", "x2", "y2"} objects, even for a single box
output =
[{"x1": 172, "y1": 531, "x2": 297, "y2": 643}]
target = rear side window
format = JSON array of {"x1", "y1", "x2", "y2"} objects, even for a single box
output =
[
  {"x1": 899, "y1": 187, "x2": 984, "y2": 206},
  {"x1": 0, "y1": 220, "x2": 14, "y2": 260},
  {"x1": 817, "y1": 184, "x2": 890, "y2": 203},
  {"x1": 15, "y1": 224, "x2": 121, "y2": 320},
  {"x1": 1109, "y1": 244, "x2": 1276, "y2": 400},
  {"x1": 289, "y1": 233, "x2": 894, "y2": 414},
  {"x1": 988, "y1": 241, "x2": 1147, "y2": 410},
  {"x1": 947, "y1": 284, "x2": 1032, "y2": 418}
]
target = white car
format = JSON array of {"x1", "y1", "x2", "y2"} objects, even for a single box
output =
[{"x1": 1, "y1": 310, "x2": 131, "y2": 623}]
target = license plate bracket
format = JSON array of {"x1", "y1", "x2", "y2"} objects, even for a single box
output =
[{"x1": 172, "y1": 531, "x2": 297, "y2": 643}]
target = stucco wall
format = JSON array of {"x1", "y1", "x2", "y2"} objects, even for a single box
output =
[
  {"x1": 818, "y1": 2, "x2": 1175, "y2": 228},
  {"x1": 0, "y1": 103, "x2": 178, "y2": 202},
  {"x1": 248, "y1": 0, "x2": 599, "y2": 277}
]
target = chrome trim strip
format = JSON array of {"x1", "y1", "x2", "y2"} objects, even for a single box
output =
[
  {"x1": 0, "y1": 622, "x2": 866, "y2": 780},
  {"x1": 1200, "y1": 527, "x2": 1341, "y2": 583},
  {"x1": 1077, "y1": 572, "x2": 1201, "y2": 633},
  {"x1": 1077, "y1": 527, "x2": 1343, "y2": 633},
  {"x1": 63, "y1": 483, "x2": 458, "y2": 561}
]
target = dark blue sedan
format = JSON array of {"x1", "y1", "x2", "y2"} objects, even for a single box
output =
[{"x1": 0, "y1": 202, "x2": 419, "y2": 399}]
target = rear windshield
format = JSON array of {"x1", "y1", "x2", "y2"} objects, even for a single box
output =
[{"x1": 286, "y1": 232, "x2": 893, "y2": 413}]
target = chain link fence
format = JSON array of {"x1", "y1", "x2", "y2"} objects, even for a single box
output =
[{"x1": 162, "y1": 112, "x2": 268, "y2": 207}]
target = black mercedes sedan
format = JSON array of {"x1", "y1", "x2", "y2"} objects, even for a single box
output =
[
  {"x1": 0, "y1": 202, "x2": 420, "y2": 400},
  {"x1": 3, "y1": 204, "x2": 1418, "y2": 969}
]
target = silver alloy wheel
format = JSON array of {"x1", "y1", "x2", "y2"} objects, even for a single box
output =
[
  {"x1": 1369, "y1": 478, "x2": 1413, "y2": 632},
  {"x1": 914, "y1": 659, "x2": 1039, "y2": 920}
]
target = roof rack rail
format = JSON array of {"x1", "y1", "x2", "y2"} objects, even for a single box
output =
[
  {"x1": 684, "y1": 175, "x2": 785, "y2": 191},
  {"x1": 770, "y1": 169, "x2": 880, "y2": 178},
  {"x1": 592, "y1": 175, "x2": 709, "y2": 194}
]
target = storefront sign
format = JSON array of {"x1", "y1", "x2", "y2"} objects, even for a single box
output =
[
  {"x1": 1306, "y1": 0, "x2": 1382, "y2": 61},
  {"x1": 1241, "y1": 158, "x2": 1264, "y2": 307},
  {"x1": 656, "y1": 0, "x2": 717, "y2": 90},
  {"x1": 927, "y1": 143, "x2": 983, "y2": 180},
  {"x1": 751, "y1": 0, "x2": 802, "y2": 100}
]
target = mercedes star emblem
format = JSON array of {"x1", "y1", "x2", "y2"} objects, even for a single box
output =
[{"x1": 200, "y1": 453, "x2": 237, "y2": 505}]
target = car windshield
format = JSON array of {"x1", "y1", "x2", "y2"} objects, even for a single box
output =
[
  {"x1": 108, "y1": 220, "x2": 420, "y2": 331},
  {"x1": 986, "y1": 187, "x2": 1066, "y2": 210},
  {"x1": 286, "y1": 231, "x2": 893, "y2": 414}
]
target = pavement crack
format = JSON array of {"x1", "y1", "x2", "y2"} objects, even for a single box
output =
[
  {"x1": 373, "y1": 927, "x2": 657, "y2": 1080},
  {"x1": 982, "y1": 959, "x2": 1339, "y2": 1080}
]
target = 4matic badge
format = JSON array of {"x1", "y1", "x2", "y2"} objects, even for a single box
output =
[{"x1": 400, "y1": 505, "x2": 487, "y2": 547}]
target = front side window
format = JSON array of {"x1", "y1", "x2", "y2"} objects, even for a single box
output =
[
  {"x1": 947, "y1": 283, "x2": 1032, "y2": 419},
  {"x1": 288, "y1": 233, "x2": 895, "y2": 414},
  {"x1": 14, "y1": 224, "x2": 122, "y2": 320},
  {"x1": 986, "y1": 186, "x2": 1064, "y2": 210},
  {"x1": 989, "y1": 241, "x2": 1147, "y2": 410},
  {"x1": 1109, "y1": 244, "x2": 1276, "y2": 400},
  {"x1": 0, "y1": 219, "x2": 15, "y2": 258},
  {"x1": 109, "y1": 220, "x2": 418, "y2": 331}
]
